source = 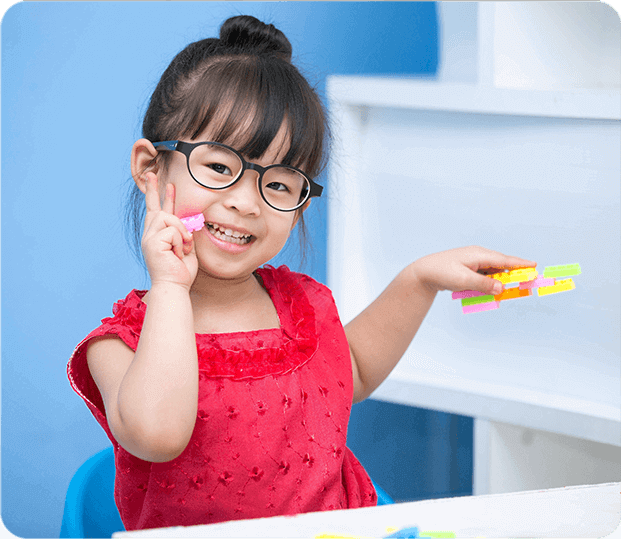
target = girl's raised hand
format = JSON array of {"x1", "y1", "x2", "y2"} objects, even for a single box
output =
[
  {"x1": 412, "y1": 246, "x2": 537, "y2": 296},
  {"x1": 141, "y1": 173, "x2": 198, "y2": 290}
]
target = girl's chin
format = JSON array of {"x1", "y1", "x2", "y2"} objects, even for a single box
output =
[
  {"x1": 193, "y1": 226, "x2": 287, "y2": 281},
  {"x1": 193, "y1": 257, "x2": 267, "y2": 285}
]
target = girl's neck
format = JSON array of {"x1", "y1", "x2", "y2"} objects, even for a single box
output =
[{"x1": 188, "y1": 269, "x2": 264, "y2": 311}]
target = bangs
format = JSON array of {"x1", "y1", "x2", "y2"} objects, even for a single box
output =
[{"x1": 168, "y1": 56, "x2": 326, "y2": 178}]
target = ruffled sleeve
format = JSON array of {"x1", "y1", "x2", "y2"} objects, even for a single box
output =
[{"x1": 67, "y1": 290, "x2": 147, "y2": 442}]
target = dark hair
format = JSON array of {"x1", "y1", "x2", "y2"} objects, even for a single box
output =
[{"x1": 124, "y1": 15, "x2": 329, "y2": 269}]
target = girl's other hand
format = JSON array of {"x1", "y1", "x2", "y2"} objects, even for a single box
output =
[
  {"x1": 141, "y1": 173, "x2": 198, "y2": 290},
  {"x1": 412, "y1": 246, "x2": 537, "y2": 296}
]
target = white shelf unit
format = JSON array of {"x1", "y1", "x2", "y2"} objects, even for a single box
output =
[
  {"x1": 328, "y1": 2, "x2": 621, "y2": 494},
  {"x1": 327, "y1": 2, "x2": 620, "y2": 496}
]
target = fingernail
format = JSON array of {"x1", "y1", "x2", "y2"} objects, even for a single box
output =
[{"x1": 493, "y1": 283, "x2": 503, "y2": 294}]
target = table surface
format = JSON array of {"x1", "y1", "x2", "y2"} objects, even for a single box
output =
[{"x1": 114, "y1": 482, "x2": 620, "y2": 538}]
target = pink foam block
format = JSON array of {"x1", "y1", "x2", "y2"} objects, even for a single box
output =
[
  {"x1": 519, "y1": 276, "x2": 555, "y2": 290},
  {"x1": 180, "y1": 213, "x2": 205, "y2": 233},
  {"x1": 462, "y1": 301, "x2": 500, "y2": 314},
  {"x1": 452, "y1": 290, "x2": 487, "y2": 300}
]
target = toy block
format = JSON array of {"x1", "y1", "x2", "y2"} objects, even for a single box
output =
[
  {"x1": 463, "y1": 301, "x2": 500, "y2": 314},
  {"x1": 452, "y1": 290, "x2": 486, "y2": 300},
  {"x1": 488, "y1": 267, "x2": 538, "y2": 285},
  {"x1": 487, "y1": 271, "x2": 509, "y2": 284},
  {"x1": 455, "y1": 263, "x2": 580, "y2": 313},
  {"x1": 543, "y1": 264, "x2": 581, "y2": 279},
  {"x1": 462, "y1": 295, "x2": 496, "y2": 306},
  {"x1": 537, "y1": 278, "x2": 575, "y2": 296},
  {"x1": 519, "y1": 276, "x2": 555, "y2": 290},
  {"x1": 384, "y1": 527, "x2": 420, "y2": 538},
  {"x1": 494, "y1": 287, "x2": 532, "y2": 301},
  {"x1": 180, "y1": 213, "x2": 205, "y2": 233}
]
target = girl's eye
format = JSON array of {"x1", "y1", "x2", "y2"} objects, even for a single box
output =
[
  {"x1": 265, "y1": 181, "x2": 290, "y2": 193},
  {"x1": 208, "y1": 163, "x2": 232, "y2": 175}
]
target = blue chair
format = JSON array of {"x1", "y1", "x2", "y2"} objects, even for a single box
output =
[
  {"x1": 372, "y1": 479, "x2": 395, "y2": 505},
  {"x1": 60, "y1": 445, "x2": 394, "y2": 537},
  {"x1": 60, "y1": 446, "x2": 125, "y2": 538}
]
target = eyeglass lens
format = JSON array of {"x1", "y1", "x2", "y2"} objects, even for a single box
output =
[{"x1": 188, "y1": 143, "x2": 310, "y2": 211}]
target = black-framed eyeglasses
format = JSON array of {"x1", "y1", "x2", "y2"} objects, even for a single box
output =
[{"x1": 152, "y1": 140, "x2": 323, "y2": 212}]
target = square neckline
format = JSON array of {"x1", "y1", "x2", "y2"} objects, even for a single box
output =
[{"x1": 135, "y1": 269, "x2": 283, "y2": 338}]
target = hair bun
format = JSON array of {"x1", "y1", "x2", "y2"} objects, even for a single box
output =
[{"x1": 219, "y1": 15, "x2": 292, "y2": 61}]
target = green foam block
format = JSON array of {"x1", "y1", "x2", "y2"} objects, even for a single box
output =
[
  {"x1": 543, "y1": 263, "x2": 581, "y2": 278},
  {"x1": 461, "y1": 295, "x2": 496, "y2": 306}
]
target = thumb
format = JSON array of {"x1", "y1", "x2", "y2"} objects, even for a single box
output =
[{"x1": 476, "y1": 274, "x2": 503, "y2": 296}]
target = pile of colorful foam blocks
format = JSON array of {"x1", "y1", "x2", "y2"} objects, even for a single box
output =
[
  {"x1": 316, "y1": 528, "x2": 455, "y2": 539},
  {"x1": 452, "y1": 263, "x2": 582, "y2": 314}
]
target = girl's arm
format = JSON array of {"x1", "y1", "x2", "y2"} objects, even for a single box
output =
[
  {"x1": 345, "y1": 246, "x2": 536, "y2": 403},
  {"x1": 87, "y1": 284, "x2": 198, "y2": 462},
  {"x1": 88, "y1": 174, "x2": 199, "y2": 462},
  {"x1": 345, "y1": 264, "x2": 435, "y2": 404}
]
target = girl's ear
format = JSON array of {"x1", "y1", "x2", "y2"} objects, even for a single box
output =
[{"x1": 131, "y1": 139, "x2": 159, "y2": 194}]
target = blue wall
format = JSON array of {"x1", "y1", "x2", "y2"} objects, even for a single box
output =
[
  {"x1": 347, "y1": 400, "x2": 472, "y2": 503},
  {"x1": 2, "y1": 3, "x2": 460, "y2": 537}
]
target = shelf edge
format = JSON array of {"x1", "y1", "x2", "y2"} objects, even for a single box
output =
[{"x1": 327, "y1": 76, "x2": 621, "y2": 120}]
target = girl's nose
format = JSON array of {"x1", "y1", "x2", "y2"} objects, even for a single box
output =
[{"x1": 222, "y1": 171, "x2": 261, "y2": 215}]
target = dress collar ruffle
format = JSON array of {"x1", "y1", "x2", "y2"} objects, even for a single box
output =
[{"x1": 102, "y1": 265, "x2": 318, "y2": 380}]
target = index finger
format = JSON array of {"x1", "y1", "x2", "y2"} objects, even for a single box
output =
[
  {"x1": 144, "y1": 172, "x2": 162, "y2": 213},
  {"x1": 162, "y1": 182, "x2": 175, "y2": 215}
]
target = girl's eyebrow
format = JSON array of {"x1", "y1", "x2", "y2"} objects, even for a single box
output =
[{"x1": 210, "y1": 145, "x2": 236, "y2": 157}]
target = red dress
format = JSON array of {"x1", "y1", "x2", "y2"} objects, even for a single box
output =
[{"x1": 68, "y1": 265, "x2": 377, "y2": 531}]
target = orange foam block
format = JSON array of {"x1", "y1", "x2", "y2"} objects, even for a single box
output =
[{"x1": 494, "y1": 287, "x2": 532, "y2": 301}]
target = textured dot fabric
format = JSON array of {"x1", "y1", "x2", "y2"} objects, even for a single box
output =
[{"x1": 67, "y1": 265, "x2": 377, "y2": 531}]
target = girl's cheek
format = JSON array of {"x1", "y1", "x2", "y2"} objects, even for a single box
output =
[{"x1": 175, "y1": 194, "x2": 208, "y2": 218}]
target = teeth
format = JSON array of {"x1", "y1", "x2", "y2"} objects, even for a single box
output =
[
  {"x1": 207, "y1": 223, "x2": 252, "y2": 245},
  {"x1": 208, "y1": 223, "x2": 250, "y2": 238}
]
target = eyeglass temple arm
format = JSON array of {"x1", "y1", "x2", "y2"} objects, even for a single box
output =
[
  {"x1": 152, "y1": 141, "x2": 179, "y2": 152},
  {"x1": 310, "y1": 181, "x2": 323, "y2": 197}
]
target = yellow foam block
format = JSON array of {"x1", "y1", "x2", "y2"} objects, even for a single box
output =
[
  {"x1": 537, "y1": 278, "x2": 575, "y2": 296},
  {"x1": 489, "y1": 267, "x2": 538, "y2": 284}
]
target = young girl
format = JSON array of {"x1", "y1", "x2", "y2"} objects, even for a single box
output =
[{"x1": 68, "y1": 15, "x2": 535, "y2": 531}]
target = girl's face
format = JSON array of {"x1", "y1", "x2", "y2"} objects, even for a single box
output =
[{"x1": 133, "y1": 122, "x2": 302, "y2": 283}]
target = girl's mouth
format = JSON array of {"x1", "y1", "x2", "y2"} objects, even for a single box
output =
[{"x1": 206, "y1": 222, "x2": 253, "y2": 245}]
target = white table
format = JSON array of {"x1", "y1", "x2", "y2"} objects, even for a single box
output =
[{"x1": 114, "y1": 482, "x2": 620, "y2": 538}]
